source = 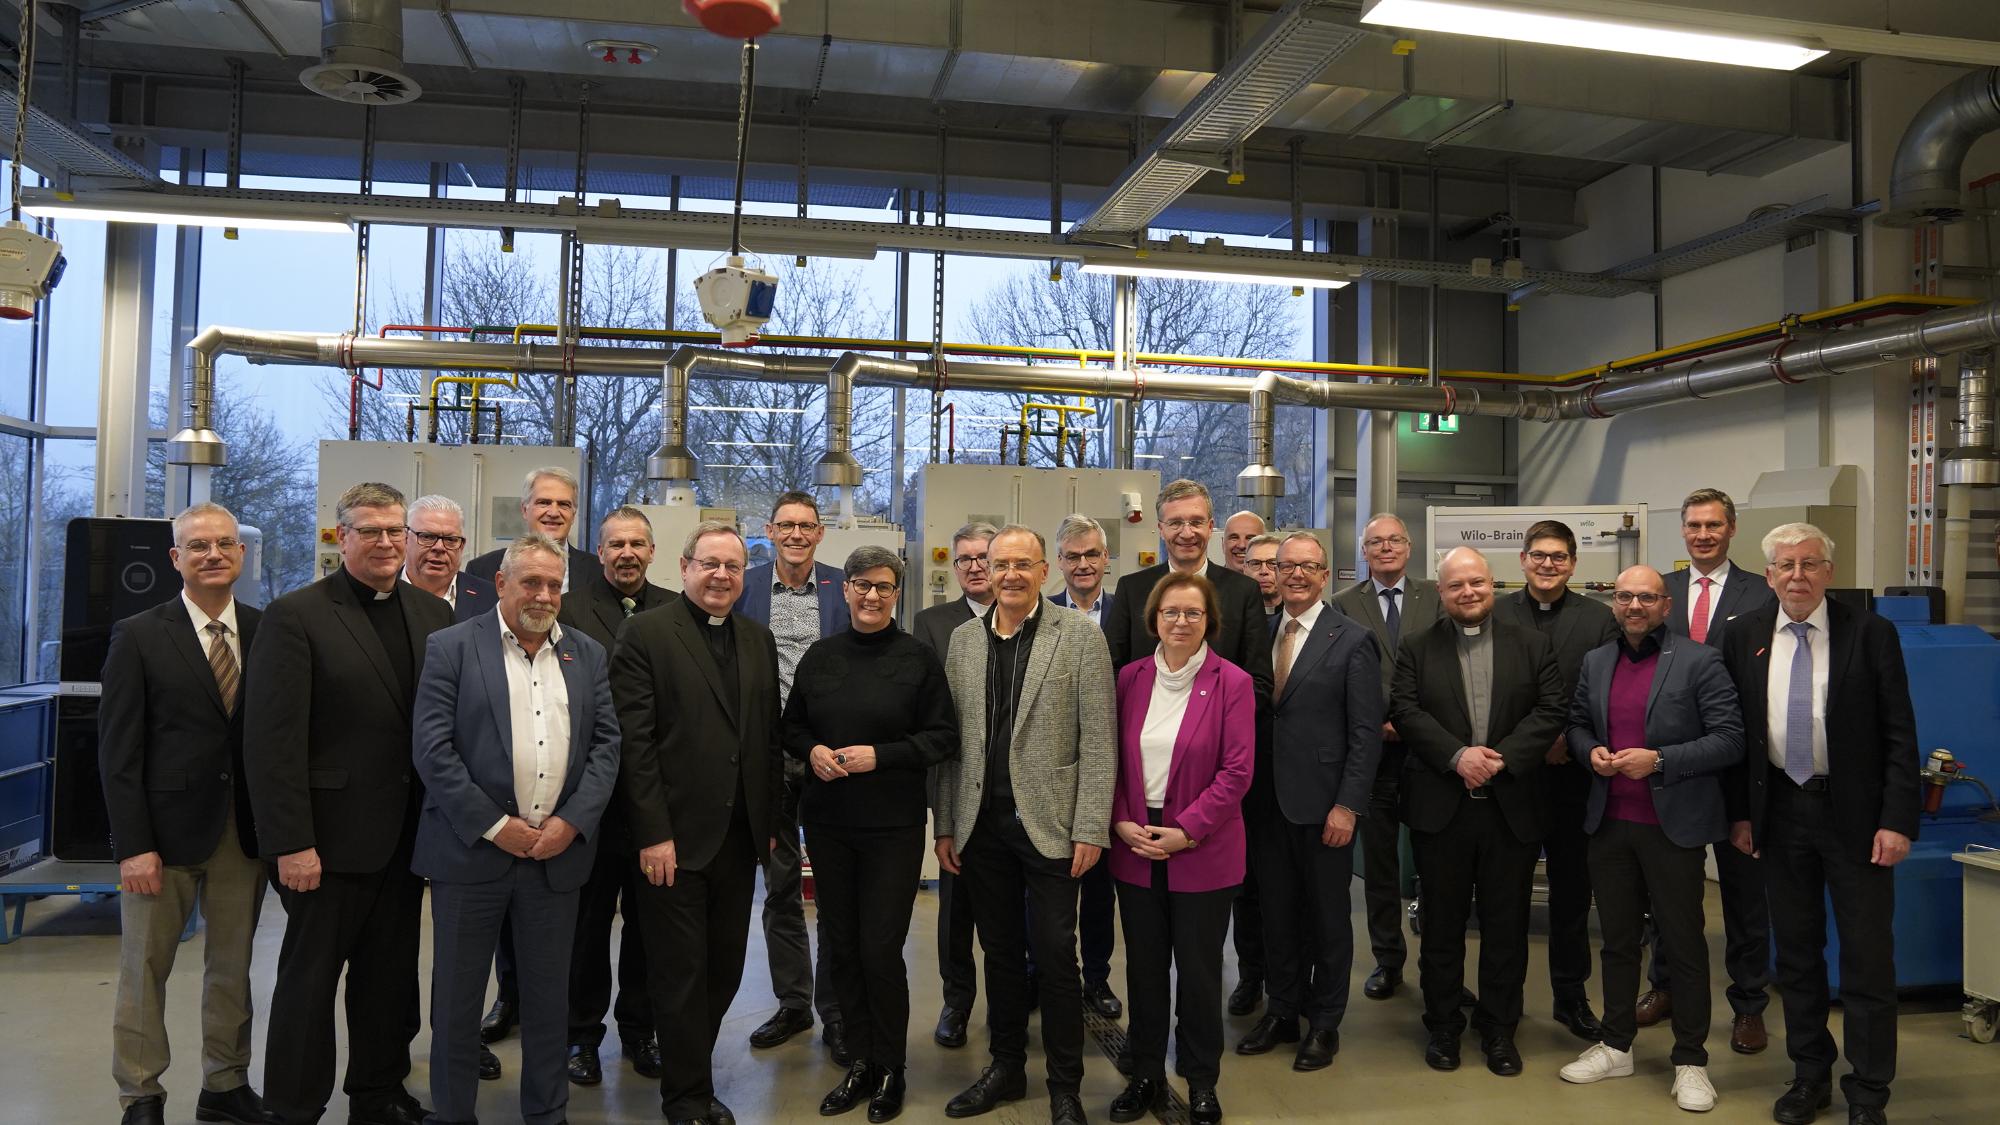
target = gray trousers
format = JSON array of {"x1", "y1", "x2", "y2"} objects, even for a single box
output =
[
  {"x1": 760, "y1": 774, "x2": 840, "y2": 1021},
  {"x1": 112, "y1": 826, "x2": 267, "y2": 1107}
]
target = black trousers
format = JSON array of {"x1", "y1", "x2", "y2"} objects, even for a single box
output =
[
  {"x1": 1360, "y1": 745, "x2": 1409, "y2": 973},
  {"x1": 763, "y1": 774, "x2": 840, "y2": 1022},
  {"x1": 1648, "y1": 837, "x2": 1770, "y2": 1016},
  {"x1": 936, "y1": 868, "x2": 978, "y2": 1011},
  {"x1": 1255, "y1": 817, "x2": 1355, "y2": 1030},
  {"x1": 1116, "y1": 835, "x2": 1234, "y2": 1087},
  {"x1": 1588, "y1": 818, "x2": 1710, "y2": 1065},
  {"x1": 1542, "y1": 761, "x2": 1595, "y2": 1005},
  {"x1": 1764, "y1": 779, "x2": 1898, "y2": 1111},
  {"x1": 1231, "y1": 785, "x2": 1271, "y2": 989},
  {"x1": 261, "y1": 861, "x2": 425, "y2": 1123},
  {"x1": 568, "y1": 838, "x2": 654, "y2": 1048},
  {"x1": 959, "y1": 809, "x2": 1085, "y2": 1095},
  {"x1": 1409, "y1": 796, "x2": 1538, "y2": 1037},
  {"x1": 1079, "y1": 860, "x2": 1117, "y2": 988},
  {"x1": 630, "y1": 810, "x2": 758, "y2": 1120},
  {"x1": 807, "y1": 822, "x2": 926, "y2": 1067}
]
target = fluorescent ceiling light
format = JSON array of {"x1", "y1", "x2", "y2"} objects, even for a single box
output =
[
  {"x1": 1079, "y1": 262, "x2": 1349, "y2": 289},
  {"x1": 1361, "y1": 0, "x2": 1827, "y2": 71},
  {"x1": 21, "y1": 201, "x2": 352, "y2": 234}
]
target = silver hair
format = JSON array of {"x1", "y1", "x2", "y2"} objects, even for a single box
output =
[
  {"x1": 501, "y1": 531, "x2": 566, "y2": 575},
  {"x1": 1280, "y1": 530, "x2": 1327, "y2": 560},
  {"x1": 172, "y1": 501, "x2": 238, "y2": 542},
  {"x1": 990, "y1": 523, "x2": 1047, "y2": 559},
  {"x1": 1363, "y1": 512, "x2": 1409, "y2": 534},
  {"x1": 843, "y1": 545, "x2": 905, "y2": 586},
  {"x1": 681, "y1": 518, "x2": 745, "y2": 561},
  {"x1": 1055, "y1": 513, "x2": 1105, "y2": 549},
  {"x1": 1155, "y1": 478, "x2": 1212, "y2": 518},
  {"x1": 1245, "y1": 532, "x2": 1285, "y2": 552},
  {"x1": 953, "y1": 520, "x2": 1000, "y2": 547},
  {"x1": 520, "y1": 465, "x2": 580, "y2": 499},
  {"x1": 1224, "y1": 510, "x2": 1267, "y2": 532},
  {"x1": 1761, "y1": 522, "x2": 1836, "y2": 564},
  {"x1": 601, "y1": 505, "x2": 654, "y2": 543},
  {"x1": 336, "y1": 482, "x2": 406, "y2": 525},
  {"x1": 407, "y1": 494, "x2": 464, "y2": 526}
]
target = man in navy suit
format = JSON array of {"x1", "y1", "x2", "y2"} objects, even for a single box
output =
[
  {"x1": 1558, "y1": 565, "x2": 1743, "y2": 1114},
  {"x1": 412, "y1": 532, "x2": 622, "y2": 1125},
  {"x1": 1049, "y1": 514, "x2": 1121, "y2": 1019},
  {"x1": 1639, "y1": 487, "x2": 1778, "y2": 1055},
  {"x1": 737, "y1": 491, "x2": 852, "y2": 1063},
  {"x1": 461, "y1": 467, "x2": 598, "y2": 628}
]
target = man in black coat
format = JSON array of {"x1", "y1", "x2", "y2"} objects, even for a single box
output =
[
  {"x1": 611, "y1": 520, "x2": 785, "y2": 1125},
  {"x1": 1493, "y1": 520, "x2": 1618, "y2": 1043},
  {"x1": 1391, "y1": 547, "x2": 1565, "y2": 1079},
  {"x1": 100, "y1": 502, "x2": 268, "y2": 1125},
  {"x1": 245, "y1": 482, "x2": 455, "y2": 1125}
]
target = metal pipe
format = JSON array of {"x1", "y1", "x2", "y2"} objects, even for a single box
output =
[
  {"x1": 1942, "y1": 351, "x2": 1999, "y2": 623},
  {"x1": 1237, "y1": 372, "x2": 1283, "y2": 520},
  {"x1": 818, "y1": 353, "x2": 904, "y2": 520},
  {"x1": 1887, "y1": 67, "x2": 2000, "y2": 226}
]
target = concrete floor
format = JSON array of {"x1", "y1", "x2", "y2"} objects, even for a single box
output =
[{"x1": 1, "y1": 876, "x2": 1990, "y2": 1125}]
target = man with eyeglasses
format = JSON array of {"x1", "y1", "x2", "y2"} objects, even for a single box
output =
[
  {"x1": 1331, "y1": 512, "x2": 1444, "y2": 1002},
  {"x1": 1221, "y1": 510, "x2": 1267, "y2": 573},
  {"x1": 462, "y1": 467, "x2": 598, "y2": 628},
  {"x1": 736, "y1": 491, "x2": 852, "y2": 1065},
  {"x1": 246, "y1": 482, "x2": 455, "y2": 1125},
  {"x1": 401, "y1": 494, "x2": 487, "y2": 621},
  {"x1": 612, "y1": 520, "x2": 786, "y2": 1125},
  {"x1": 1494, "y1": 520, "x2": 1618, "y2": 1045},
  {"x1": 1636, "y1": 487, "x2": 1777, "y2": 1055},
  {"x1": 1719, "y1": 525, "x2": 1917, "y2": 1125},
  {"x1": 1243, "y1": 534, "x2": 1284, "y2": 622},
  {"x1": 1050, "y1": 514, "x2": 1114, "y2": 628},
  {"x1": 100, "y1": 503, "x2": 269, "y2": 1125},
  {"x1": 914, "y1": 520, "x2": 999, "y2": 1049}
]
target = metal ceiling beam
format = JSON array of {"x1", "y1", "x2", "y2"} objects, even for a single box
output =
[{"x1": 0, "y1": 85, "x2": 158, "y2": 184}]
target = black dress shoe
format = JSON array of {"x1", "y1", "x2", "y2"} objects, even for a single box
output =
[
  {"x1": 1188, "y1": 1087, "x2": 1221, "y2": 1125},
  {"x1": 708, "y1": 1098, "x2": 737, "y2": 1125},
  {"x1": 1084, "y1": 981, "x2": 1123, "y2": 1020},
  {"x1": 820, "y1": 1060, "x2": 878, "y2": 1116},
  {"x1": 1294, "y1": 1028, "x2": 1339, "y2": 1071},
  {"x1": 567, "y1": 1043, "x2": 603, "y2": 1086},
  {"x1": 478, "y1": 1045, "x2": 502, "y2": 1081},
  {"x1": 1049, "y1": 1092, "x2": 1087, "y2": 1125},
  {"x1": 944, "y1": 1065, "x2": 1027, "y2": 1118},
  {"x1": 479, "y1": 997, "x2": 518, "y2": 1043},
  {"x1": 1108, "y1": 1077, "x2": 1166, "y2": 1123},
  {"x1": 867, "y1": 1066, "x2": 907, "y2": 1123},
  {"x1": 934, "y1": 1006, "x2": 969, "y2": 1048},
  {"x1": 1227, "y1": 977, "x2": 1263, "y2": 1016},
  {"x1": 1848, "y1": 1107, "x2": 1887, "y2": 1125},
  {"x1": 825, "y1": 1019, "x2": 854, "y2": 1067},
  {"x1": 348, "y1": 1092, "x2": 427, "y2": 1125},
  {"x1": 1553, "y1": 997, "x2": 1604, "y2": 1042},
  {"x1": 632, "y1": 1035, "x2": 663, "y2": 1079},
  {"x1": 122, "y1": 1097, "x2": 165, "y2": 1125},
  {"x1": 1480, "y1": 1032, "x2": 1523, "y2": 1077},
  {"x1": 195, "y1": 1085, "x2": 270, "y2": 1124},
  {"x1": 1234, "y1": 1013, "x2": 1300, "y2": 1055},
  {"x1": 1424, "y1": 1032, "x2": 1461, "y2": 1071},
  {"x1": 749, "y1": 1006, "x2": 814, "y2": 1048},
  {"x1": 666, "y1": 1118, "x2": 708, "y2": 1125},
  {"x1": 1363, "y1": 966, "x2": 1400, "y2": 1001},
  {"x1": 1774, "y1": 1077, "x2": 1834, "y2": 1125}
]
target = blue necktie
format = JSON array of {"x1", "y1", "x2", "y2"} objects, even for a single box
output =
[
  {"x1": 1382, "y1": 587, "x2": 1402, "y2": 641},
  {"x1": 1784, "y1": 621, "x2": 1817, "y2": 785}
]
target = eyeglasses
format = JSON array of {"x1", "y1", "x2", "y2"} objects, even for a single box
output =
[
  {"x1": 847, "y1": 579, "x2": 898, "y2": 597},
  {"x1": 687, "y1": 557, "x2": 745, "y2": 576},
  {"x1": 345, "y1": 524, "x2": 408, "y2": 542},
  {"x1": 1243, "y1": 558, "x2": 1277, "y2": 571},
  {"x1": 771, "y1": 521, "x2": 821, "y2": 535},
  {"x1": 1158, "y1": 608, "x2": 1207, "y2": 623},
  {"x1": 953, "y1": 554, "x2": 989, "y2": 570},
  {"x1": 1771, "y1": 558, "x2": 1831, "y2": 577},
  {"x1": 1058, "y1": 549, "x2": 1106, "y2": 564},
  {"x1": 1275, "y1": 561, "x2": 1326, "y2": 575},
  {"x1": 411, "y1": 531, "x2": 467, "y2": 550},
  {"x1": 1363, "y1": 535, "x2": 1410, "y2": 550},
  {"x1": 1611, "y1": 591, "x2": 1666, "y2": 607},
  {"x1": 1161, "y1": 518, "x2": 1211, "y2": 533},
  {"x1": 988, "y1": 559, "x2": 1044, "y2": 574},
  {"x1": 177, "y1": 538, "x2": 241, "y2": 556},
  {"x1": 1525, "y1": 550, "x2": 1572, "y2": 566}
]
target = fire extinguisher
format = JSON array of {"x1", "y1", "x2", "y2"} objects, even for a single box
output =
[
  {"x1": 1923, "y1": 748, "x2": 1961, "y2": 814},
  {"x1": 684, "y1": 0, "x2": 782, "y2": 39}
]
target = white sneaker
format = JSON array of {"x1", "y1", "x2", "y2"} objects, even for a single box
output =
[
  {"x1": 1672, "y1": 1064, "x2": 1717, "y2": 1112},
  {"x1": 1559, "y1": 1043, "x2": 1635, "y2": 1084}
]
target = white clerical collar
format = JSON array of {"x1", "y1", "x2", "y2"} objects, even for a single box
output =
[{"x1": 1458, "y1": 622, "x2": 1485, "y2": 637}]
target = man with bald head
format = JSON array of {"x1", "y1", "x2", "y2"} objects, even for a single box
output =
[
  {"x1": 1221, "y1": 511, "x2": 1266, "y2": 573},
  {"x1": 1558, "y1": 566, "x2": 1744, "y2": 1113},
  {"x1": 1391, "y1": 548, "x2": 1564, "y2": 1078}
]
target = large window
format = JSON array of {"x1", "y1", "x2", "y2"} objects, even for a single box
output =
[{"x1": 0, "y1": 432, "x2": 29, "y2": 683}]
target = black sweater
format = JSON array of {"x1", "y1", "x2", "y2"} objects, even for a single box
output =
[{"x1": 782, "y1": 623, "x2": 959, "y2": 829}]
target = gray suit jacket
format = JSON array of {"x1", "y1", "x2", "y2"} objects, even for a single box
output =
[
  {"x1": 935, "y1": 597, "x2": 1117, "y2": 858},
  {"x1": 1566, "y1": 631, "x2": 1745, "y2": 848},
  {"x1": 1331, "y1": 576, "x2": 1444, "y2": 700}
]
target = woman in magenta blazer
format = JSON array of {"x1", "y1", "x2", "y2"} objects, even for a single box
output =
[{"x1": 1106, "y1": 571, "x2": 1255, "y2": 1125}]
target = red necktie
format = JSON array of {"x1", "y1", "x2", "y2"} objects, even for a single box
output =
[{"x1": 1690, "y1": 577, "x2": 1714, "y2": 644}]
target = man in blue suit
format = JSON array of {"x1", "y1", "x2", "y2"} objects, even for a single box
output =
[
  {"x1": 1049, "y1": 514, "x2": 1121, "y2": 1019},
  {"x1": 737, "y1": 490, "x2": 852, "y2": 1063},
  {"x1": 412, "y1": 533, "x2": 623, "y2": 1125},
  {"x1": 1558, "y1": 565, "x2": 1743, "y2": 1114}
]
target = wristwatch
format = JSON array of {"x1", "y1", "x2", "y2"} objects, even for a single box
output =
[{"x1": 1652, "y1": 752, "x2": 1666, "y2": 775}]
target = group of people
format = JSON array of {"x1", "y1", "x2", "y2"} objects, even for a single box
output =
[{"x1": 97, "y1": 467, "x2": 1919, "y2": 1125}]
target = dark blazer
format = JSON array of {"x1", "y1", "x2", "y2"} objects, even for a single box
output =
[
  {"x1": 411, "y1": 614, "x2": 622, "y2": 892},
  {"x1": 98, "y1": 596, "x2": 263, "y2": 865},
  {"x1": 562, "y1": 571, "x2": 672, "y2": 656},
  {"x1": 610, "y1": 596, "x2": 785, "y2": 871},
  {"x1": 1105, "y1": 561, "x2": 1275, "y2": 705},
  {"x1": 1049, "y1": 588, "x2": 1114, "y2": 628},
  {"x1": 736, "y1": 560, "x2": 851, "y2": 635},
  {"x1": 1270, "y1": 605, "x2": 1384, "y2": 827},
  {"x1": 912, "y1": 596, "x2": 980, "y2": 659},
  {"x1": 1390, "y1": 615, "x2": 1566, "y2": 844},
  {"x1": 449, "y1": 571, "x2": 494, "y2": 624},
  {"x1": 1721, "y1": 599, "x2": 1922, "y2": 859},
  {"x1": 462, "y1": 544, "x2": 600, "y2": 622},
  {"x1": 244, "y1": 573, "x2": 454, "y2": 873},
  {"x1": 1567, "y1": 632, "x2": 1745, "y2": 848},
  {"x1": 1664, "y1": 562, "x2": 1775, "y2": 648},
  {"x1": 1331, "y1": 576, "x2": 1445, "y2": 702},
  {"x1": 1107, "y1": 652, "x2": 1255, "y2": 893},
  {"x1": 1495, "y1": 590, "x2": 1618, "y2": 693}
]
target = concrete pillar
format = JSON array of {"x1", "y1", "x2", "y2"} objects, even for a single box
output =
[{"x1": 96, "y1": 220, "x2": 157, "y2": 517}]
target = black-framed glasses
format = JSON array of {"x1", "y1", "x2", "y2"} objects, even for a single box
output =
[
  {"x1": 1243, "y1": 558, "x2": 1277, "y2": 571},
  {"x1": 1611, "y1": 592, "x2": 1665, "y2": 607},
  {"x1": 953, "y1": 554, "x2": 989, "y2": 570},
  {"x1": 847, "y1": 579, "x2": 898, "y2": 597},
  {"x1": 771, "y1": 521, "x2": 822, "y2": 535},
  {"x1": 1525, "y1": 550, "x2": 1572, "y2": 566},
  {"x1": 412, "y1": 530, "x2": 467, "y2": 550},
  {"x1": 345, "y1": 524, "x2": 408, "y2": 542},
  {"x1": 1275, "y1": 561, "x2": 1326, "y2": 575}
]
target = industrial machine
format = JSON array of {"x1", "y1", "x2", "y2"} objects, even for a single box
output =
[
  {"x1": 1425, "y1": 503, "x2": 1646, "y2": 588},
  {"x1": 0, "y1": 219, "x2": 64, "y2": 320},
  {"x1": 632, "y1": 501, "x2": 737, "y2": 589},
  {"x1": 693, "y1": 254, "x2": 778, "y2": 346}
]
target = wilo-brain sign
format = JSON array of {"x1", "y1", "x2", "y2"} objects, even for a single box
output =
[{"x1": 1425, "y1": 505, "x2": 1647, "y2": 585}]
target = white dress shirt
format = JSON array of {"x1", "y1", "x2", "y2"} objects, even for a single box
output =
[
  {"x1": 181, "y1": 591, "x2": 241, "y2": 667},
  {"x1": 967, "y1": 596, "x2": 993, "y2": 619},
  {"x1": 1765, "y1": 598, "x2": 1831, "y2": 776},
  {"x1": 1142, "y1": 644, "x2": 1208, "y2": 807},
  {"x1": 482, "y1": 608, "x2": 573, "y2": 840},
  {"x1": 1686, "y1": 560, "x2": 1733, "y2": 631},
  {"x1": 1271, "y1": 598, "x2": 1326, "y2": 686}
]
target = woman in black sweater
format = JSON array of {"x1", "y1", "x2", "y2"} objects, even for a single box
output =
[{"x1": 784, "y1": 545, "x2": 958, "y2": 1122}]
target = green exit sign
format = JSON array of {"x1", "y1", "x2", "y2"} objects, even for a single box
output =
[{"x1": 1415, "y1": 413, "x2": 1459, "y2": 434}]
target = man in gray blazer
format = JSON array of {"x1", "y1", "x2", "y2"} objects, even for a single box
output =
[
  {"x1": 1330, "y1": 512, "x2": 1443, "y2": 1001},
  {"x1": 1559, "y1": 565, "x2": 1743, "y2": 1114},
  {"x1": 933, "y1": 524, "x2": 1115, "y2": 1125}
]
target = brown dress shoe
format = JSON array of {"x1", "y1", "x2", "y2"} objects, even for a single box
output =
[
  {"x1": 1731, "y1": 1012, "x2": 1768, "y2": 1054},
  {"x1": 1634, "y1": 989, "x2": 1672, "y2": 1028}
]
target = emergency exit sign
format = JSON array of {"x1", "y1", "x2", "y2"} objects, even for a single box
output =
[{"x1": 1415, "y1": 413, "x2": 1459, "y2": 434}]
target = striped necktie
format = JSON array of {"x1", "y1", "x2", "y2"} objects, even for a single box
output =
[{"x1": 206, "y1": 620, "x2": 240, "y2": 715}]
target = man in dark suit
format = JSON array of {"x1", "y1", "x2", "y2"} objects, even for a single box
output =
[
  {"x1": 460, "y1": 466, "x2": 597, "y2": 632},
  {"x1": 913, "y1": 519, "x2": 997, "y2": 1049},
  {"x1": 1558, "y1": 565, "x2": 1744, "y2": 1114},
  {"x1": 1330, "y1": 512, "x2": 1444, "y2": 1002},
  {"x1": 245, "y1": 482, "x2": 455, "y2": 1125},
  {"x1": 100, "y1": 502, "x2": 268, "y2": 1125},
  {"x1": 1391, "y1": 547, "x2": 1565, "y2": 1078},
  {"x1": 736, "y1": 491, "x2": 851, "y2": 1063},
  {"x1": 1243, "y1": 533, "x2": 1283, "y2": 624},
  {"x1": 612, "y1": 520, "x2": 785, "y2": 1125},
  {"x1": 413, "y1": 532, "x2": 623, "y2": 1125},
  {"x1": 402, "y1": 494, "x2": 486, "y2": 622},
  {"x1": 1238, "y1": 532, "x2": 1382, "y2": 1071},
  {"x1": 1721, "y1": 524, "x2": 1918, "y2": 1125},
  {"x1": 562, "y1": 505, "x2": 671, "y2": 1086},
  {"x1": 1494, "y1": 520, "x2": 1618, "y2": 1042},
  {"x1": 1639, "y1": 486, "x2": 1779, "y2": 1055}
]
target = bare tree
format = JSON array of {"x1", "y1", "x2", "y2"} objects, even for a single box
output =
[{"x1": 145, "y1": 391, "x2": 320, "y2": 601}]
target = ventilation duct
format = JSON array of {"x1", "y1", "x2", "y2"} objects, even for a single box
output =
[
  {"x1": 300, "y1": 0, "x2": 422, "y2": 106},
  {"x1": 1885, "y1": 66, "x2": 2000, "y2": 226}
]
